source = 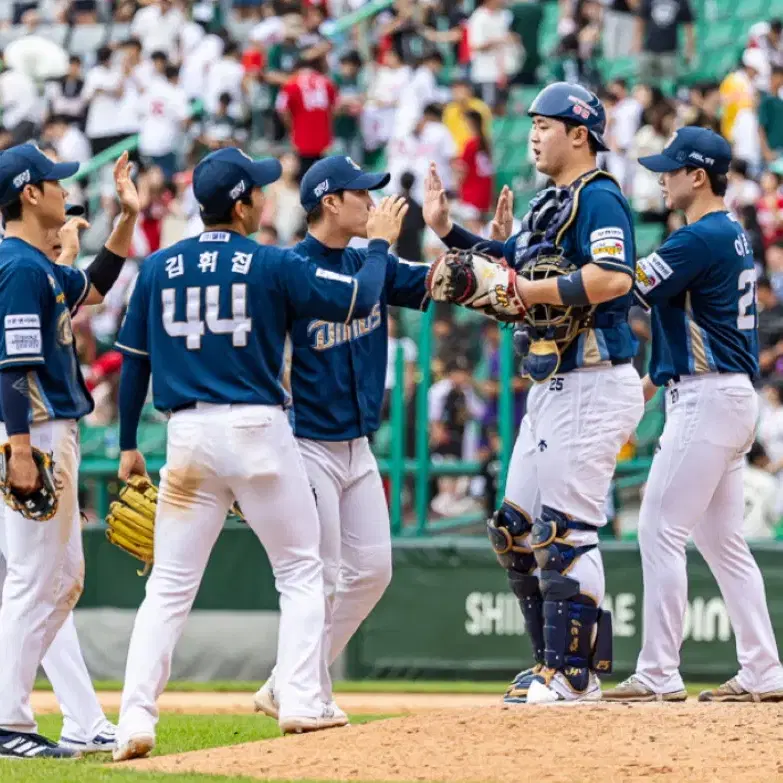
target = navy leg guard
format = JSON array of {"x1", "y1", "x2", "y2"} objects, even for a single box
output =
[{"x1": 530, "y1": 506, "x2": 603, "y2": 694}]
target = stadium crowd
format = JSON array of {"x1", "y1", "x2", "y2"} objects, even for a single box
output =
[{"x1": 2, "y1": 0, "x2": 783, "y2": 535}]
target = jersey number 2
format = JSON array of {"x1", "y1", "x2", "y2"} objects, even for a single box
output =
[
  {"x1": 737, "y1": 269, "x2": 756, "y2": 331},
  {"x1": 162, "y1": 284, "x2": 252, "y2": 350}
]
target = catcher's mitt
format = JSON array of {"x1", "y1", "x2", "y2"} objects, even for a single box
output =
[
  {"x1": 106, "y1": 474, "x2": 157, "y2": 575},
  {"x1": 426, "y1": 249, "x2": 526, "y2": 322},
  {"x1": 0, "y1": 444, "x2": 59, "y2": 521}
]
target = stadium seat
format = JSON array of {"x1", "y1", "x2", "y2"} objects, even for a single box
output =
[
  {"x1": 68, "y1": 24, "x2": 109, "y2": 57},
  {"x1": 635, "y1": 223, "x2": 664, "y2": 257},
  {"x1": 108, "y1": 23, "x2": 132, "y2": 45},
  {"x1": 702, "y1": 19, "x2": 738, "y2": 52},
  {"x1": 736, "y1": 0, "x2": 769, "y2": 19}
]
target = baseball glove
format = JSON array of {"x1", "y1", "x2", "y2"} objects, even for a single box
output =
[
  {"x1": 0, "y1": 443, "x2": 59, "y2": 521},
  {"x1": 106, "y1": 474, "x2": 157, "y2": 575},
  {"x1": 426, "y1": 249, "x2": 526, "y2": 322}
]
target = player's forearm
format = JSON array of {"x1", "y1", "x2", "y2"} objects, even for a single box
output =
[
  {"x1": 118, "y1": 355, "x2": 151, "y2": 451},
  {"x1": 0, "y1": 369, "x2": 31, "y2": 437},
  {"x1": 519, "y1": 265, "x2": 632, "y2": 306},
  {"x1": 105, "y1": 210, "x2": 138, "y2": 259},
  {"x1": 440, "y1": 223, "x2": 505, "y2": 258},
  {"x1": 349, "y1": 240, "x2": 390, "y2": 320}
]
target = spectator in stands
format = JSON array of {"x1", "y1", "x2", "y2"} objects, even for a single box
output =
[
  {"x1": 759, "y1": 65, "x2": 783, "y2": 164},
  {"x1": 456, "y1": 110, "x2": 494, "y2": 216},
  {"x1": 605, "y1": 78, "x2": 643, "y2": 192},
  {"x1": 743, "y1": 442, "x2": 779, "y2": 539},
  {"x1": 205, "y1": 39, "x2": 248, "y2": 122},
  {"x1": 393, "y1": 50, "x2": 445, "y2": 139},
  {"x1": 57, "y1": 1, "x2": 99, "y2": 25},
  {"x1": 83, "y1": 46, "x2": 130, "y2": 156},
  {"x1": 361, "y1": 47, "x2": 410, "y2": 157},
  {"x1": 604, "y1": 0, "x2": 636, "y2": 60},
  {"x1": 376, "y1": 0, "x2": 422, "y2": 65},
  {"x1": 395, "y1": 171, "x2": 426, "y2": 262},
  {"x1": 265, "y1": 13, "x2": 306, "y2": 140},
  {"x1": 422, "y1": 0, "x2": 470, "y2": 77},
  {"x1": 550, "y1": 33, "x2": 600, "y2": 92},
  {"x1": 467, "y1": 0, "x2": 522, "y2": 109},
  {"x1": 721, "y1": 49, "x2": 767, "y2": 143},
  {"x1": 761, "y1": 18, "x2": 783, "y2": 69},
  {"x1": 276, "y1": 56, "x2": 338, "y2": 177},
  {"x1": 333, "y1": 51, "x2": 366, "y2": 162},
  {"x1": 263, "y1": 151, "x2": 306, "y2": 245},
  {"x1": 131, "y1": 0, "x2": 186, "y2": 57},
  {"x1": 194, "y1": 92, "x2": 246, "y2": 151},
  {"x1": 442, "y1": 79, "x2": 492, "y2": 157},
  {"x1": 0, "y1": 50, "x2": 39, "y2": 144},
  {"x1": 138, "y1": 64, "x2": 190, "y2": 181},
  {"x1": 634, "y1": 0, "x2": 695, "y2": 85},
  {"x1": 45, "y1": 55, "x2": 86, "y2": 127},
  {"x1": 726, "y1": 159, "x2": 763, "y2": 216},
  {"x1": 757, "y1": 171, "x2": 783, "y2": 249},
  {"x1": 41, "y1": 114, "x2": 91, "y2": 165},
  {"x1": 299, "y1": 4, "x2": 332, "y2": 62},
  {"x1": 757, "y1": 276, "x2": 783, "y2": 377}
]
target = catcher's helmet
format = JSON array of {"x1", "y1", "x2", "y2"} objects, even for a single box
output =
[{"x1": 528, "y1": 82, "x2": 608, "y2": 152}]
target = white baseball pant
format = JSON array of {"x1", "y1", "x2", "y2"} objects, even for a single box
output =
[
  {"x1": 0, "y1": 420, "x2": 85, "y2": 733},
  {"x1": 504, "y1": 364, "x2": 644, "y2": 603},
  {"x1": 635, "y1": 373, "x2": 783, "y2": 693},
  {"x1": 0, "y1": 521, "x2": 106, "y2": 742},
  {"x1": 117, "y1": 404, "x2": 326, "y2": 746}
]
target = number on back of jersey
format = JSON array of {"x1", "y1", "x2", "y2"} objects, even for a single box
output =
[{"x1": 737, "y1": 268, "x2": 756, "y2": 331}]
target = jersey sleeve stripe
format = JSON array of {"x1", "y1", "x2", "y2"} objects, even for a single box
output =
[
  {"x1": 71, "y1": 269, "x2": 90, "y2": 315},
  {"x1": 115, "y1": 341, "x2": 150, "y2": 357},
  {"x1": 590, "y1": 259, "x2": 634, "y2": 276},
  {"x1": 0, "y1": 356, "x2": 45, "y2": 367},
  {"x1": 343, "y1": 279, "x2": 358, "y2": 325}
]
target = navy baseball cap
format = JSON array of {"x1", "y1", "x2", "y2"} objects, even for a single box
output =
[
  {"x1": 193, "y1": 147, "x2": 282, "y2": 215},
  {"x1": 639, "y1": 126, "x2": 732, "y2": 174},
  {"x1": 300, "y1": 156, "x2": 390, "y2": 213},
  {"x1": 0, "y1": 143, "x2": 79, "y2": 207}
]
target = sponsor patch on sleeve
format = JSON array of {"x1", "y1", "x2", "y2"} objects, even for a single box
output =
[
  {"x1": 589, "y1": 227, "x2": 624, "y2": 243},
  {"x1": 635, "y1": 252, "x2": 673, "y2": 294},
  {"x1": 4, "y1": 314, "x2": 40, "y2": 329},
  {"x1": 316, "y1": 267, "x2": 353, "y2": 284},
  {"x1": 590, "y1": 236, "x2": 626, "y2": 263},
  {"x1": 5, "y1": 328, "x2": 42, "y2": 356}
]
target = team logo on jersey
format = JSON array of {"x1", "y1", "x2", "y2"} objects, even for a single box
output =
[
  {"x1": 307, "y1": 303, "x2": 382, "y2": 351},
  {"x1": 56, "y1": 310, "x2": 74, "y2": 346},
  {"x1": 635, "y1": 252, "x2": 673, "y2": 294}
]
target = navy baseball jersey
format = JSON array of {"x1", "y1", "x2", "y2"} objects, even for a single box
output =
[
  {"x1": 0, "y1": 237, "x2": 92, "y2": 422},
  {"x1": 116, "y1": 230, "x2": 389, "y2": 412},
  {"x1": 634, "y1": 211, "x2": 759, "y2": 386},
  {"x1": 504, "y1": 174, "x2": 638, "y2": 373},
  {"x1": 289, "y1": 234, "x2": 429, "y2": 441}
]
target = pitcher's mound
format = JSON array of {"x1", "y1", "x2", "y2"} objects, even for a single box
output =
[{"x1": 129, "y1": 702, "x2": 783, "y2": 783}]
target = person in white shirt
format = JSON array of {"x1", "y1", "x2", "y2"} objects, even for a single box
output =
[
  {"x1": 605, "y1": 78, "x2": 643, "y2": 192},
  {"x1": 138, "y1": 65, "x2": 190, "y2": 180},
  {"x1": 743, "y1": 442, "x2": 780, "y2": 540},
  {"x1": 361, "y1": 48, "x2": 411, "y2": 153},
  {"x1": 388, "y1": 103, "x2": 457, "y2": 203},
  {"x1": 203, "y1": 39, "x2": 247, "y2": 122},
  {"x1": 393, "y1": 50, "x2": 446, "y2": 139},
  {"x1": 130, "y1": 0, "x2": 185, "y2": 58},
  {"x1": 83, "y1": 47, "x2": 130, "y2": 155},
  {"x1": 42, "y1": 115, "x2": 91, "y2": 164},
  {"x1": 467, "y1": 0, "x2": 522, "y2": 109},
  {"x1": 726, "y1": 160, "x2": 762, "y2": 216},
  {"x1": 0, "y1": 52, "x2": 39, "y2": 144}
]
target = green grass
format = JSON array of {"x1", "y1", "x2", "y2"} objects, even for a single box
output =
[
  {"x1": 0, "y1": 713, "x2": 389, "y2": 783},
  {"x1": 33, "y1": 678, "x2": 721, "y2": 695}
]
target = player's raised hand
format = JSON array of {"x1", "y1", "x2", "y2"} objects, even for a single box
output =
[
  {"x1": 490, "y1": 186, "x2": 514, "y2": 242},
  {"x1": 118, "y1": 449, "x2": 149, "y2": 483},
  {"x1": 366, "y1": 195, "x2": 409, "y2": 245},
  {"x1": 113, "y1": 151, "x2": 140, "y2": 216},
  {"x1": 423, "y1": 162, "x2": 452, "y2": 238},
  {"x1": 57, "y1": 217, "x2": 90, "y2": 267}
]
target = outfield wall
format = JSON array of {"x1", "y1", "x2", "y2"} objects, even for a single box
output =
[{"x1": 73, "y1": 529, "x2": 783, "y2": 681}]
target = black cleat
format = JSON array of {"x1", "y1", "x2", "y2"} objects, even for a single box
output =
[{"x1": 0, "y1": 730, "x2": 80, "y2": 759}]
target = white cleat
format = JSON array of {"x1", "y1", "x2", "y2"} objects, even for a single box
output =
[
  {"x1": 60, "y1": 720, "x2": 117, "y2": 753},
  {"x1": 112, "y1": 733, "x2": 155, "y2": 762},
  {"x1": 253, "y1": 680, "x2": 279, "y2": 719},
  {"x1": 279, "y1": 704, "x2": 349, "y2": 735},
  {"x1": 527, "y1": 671, "x2": 602, "y2": 704}
]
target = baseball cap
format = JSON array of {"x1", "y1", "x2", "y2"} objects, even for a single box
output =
[
  {"x1": 0, "y1": 143, "x2": 79, "y2": 207},
  {"x1": 300, "y1": 156, "x2": 390, "y2": 213},
  {"x1": 192, "y1": 147, "x2": 282, "y2": 216},
  {"x1": 638, "y1": 126, "x2": 732, "y2": 174}
]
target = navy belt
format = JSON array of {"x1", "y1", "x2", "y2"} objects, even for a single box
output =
[{"x1": 169, "y1": 402, "x2": 197, "y2": 414}]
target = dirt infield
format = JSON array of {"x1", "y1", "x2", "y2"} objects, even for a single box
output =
[{"x1": 123, "y1": 699, "x2": 783, "y2": 783}]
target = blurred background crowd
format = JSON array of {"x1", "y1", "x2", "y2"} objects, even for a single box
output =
[{"x1": 2, "y1": 0, "x2": 783, "y2": 537}]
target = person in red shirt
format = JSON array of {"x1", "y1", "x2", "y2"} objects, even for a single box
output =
[
  {"x1": 275, "y1": 57, "x2": 338, "y2": 178},
  {"x1": 456, "y1": 109, "x2": 494, "y2": 214},
  {"x1": 756, "y1": 170, "x2": 783, "y2": 250}
]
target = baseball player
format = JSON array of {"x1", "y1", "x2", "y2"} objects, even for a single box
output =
[
  {"x1": 112, "y1": 148, "x2": 407, "y2": 761},
  {"x1": 253, "y1": 155, "x2": 428, "y2": 721},
  {"x1": 424, "y1": 82, "x2": 644, "y2": 703},
  {"x1": 0, "y1": 145, "x2": 138, "y2": 759},
  {"x1": 603, "y1": 127, "x2": 783, "y2": 703}
]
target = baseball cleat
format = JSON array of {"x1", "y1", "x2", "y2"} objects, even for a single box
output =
[
  {"x1": 253, "y1": 680, "x2": 279, "y2": 719},
  {"x1": 698, "y1": 677, "x2": 783, "y2": 703},
  {"x1": 60, "y1": 720, "x2": 117, "y2": 753},
  {"x1": 112, "y1": 733, "x2": 155, "y2": 762},
  {"x1": 527, "y1": 670, "x2": 602, "y2": 704},
  {"x1": 279, "y1": 704, "x2": 349, "y2": 735},
  {"x1": 0, "y1": 730, "x2": 80, "y2": 759},
  {"x1": 602, "y1": 674, "x2": 687, "y2": 702},
  {"x1": 503, "y1": 665, "x2": 543, "y2": 704}
]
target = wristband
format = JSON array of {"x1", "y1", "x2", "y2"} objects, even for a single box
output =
[{"x1": 557, "y1": 270, "x2": 591, "y2": 306}]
